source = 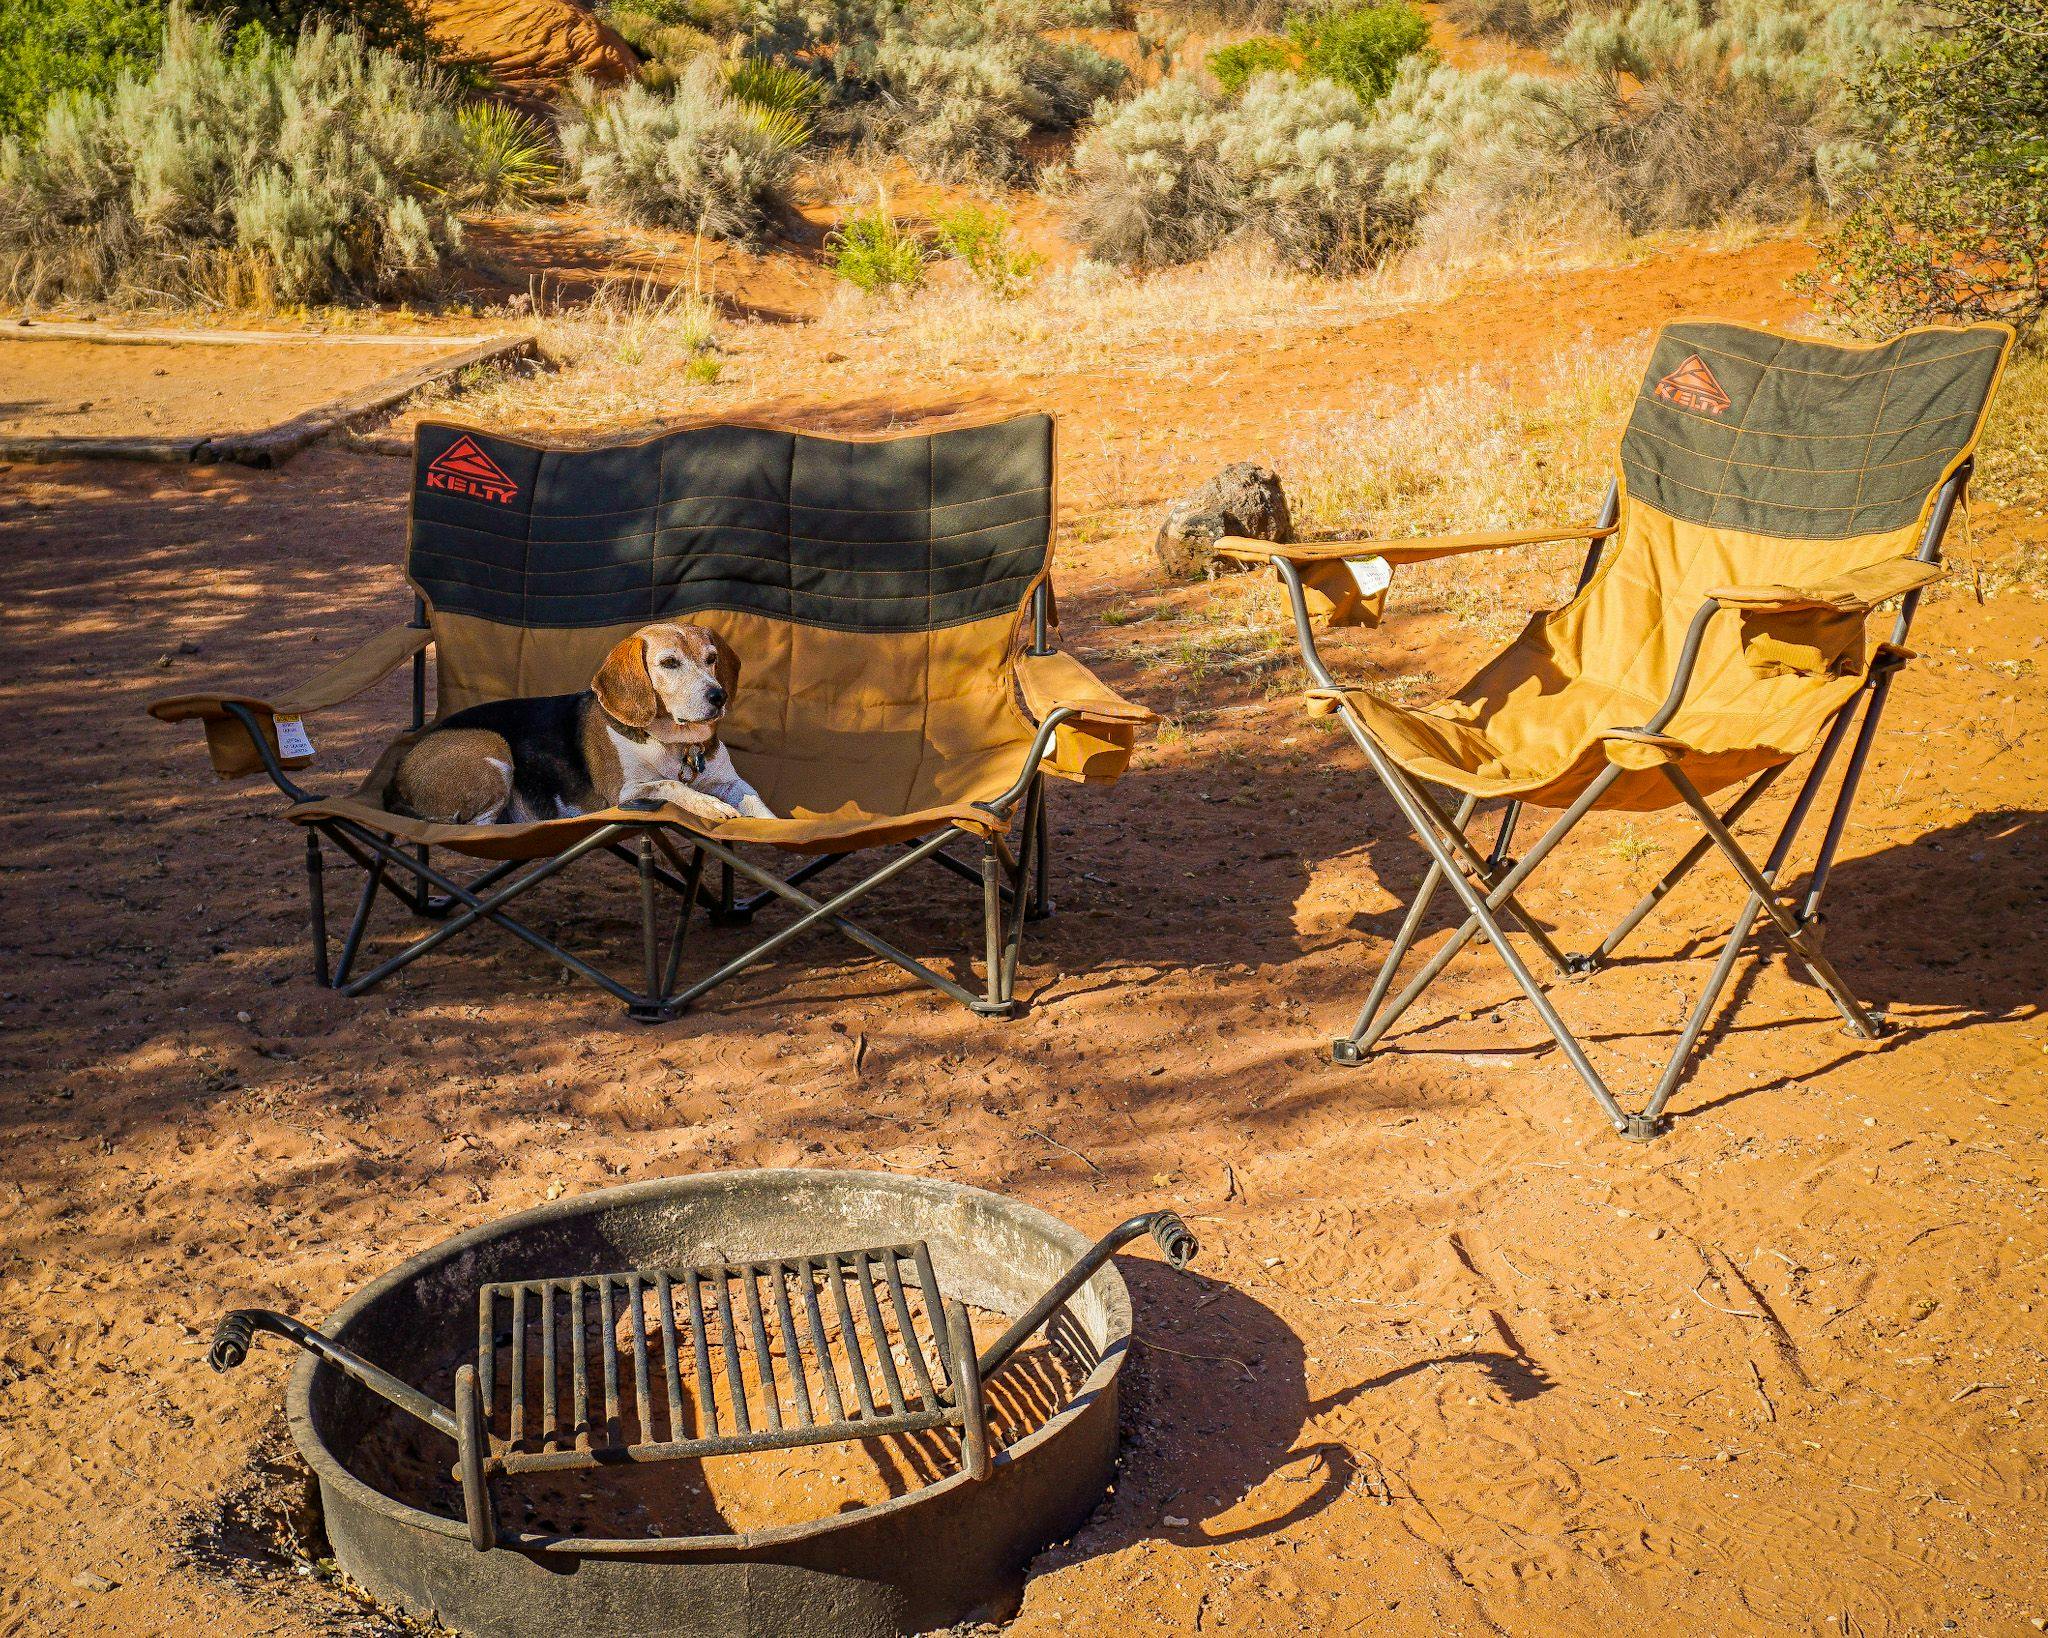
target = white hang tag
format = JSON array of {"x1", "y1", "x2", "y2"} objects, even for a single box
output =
[
  {"x1": 274, "y1": 715, "x2": 315, "y2": 759},
  {"x1": 1346, "y1": 556, "x2": 1393, "y2": 597}
]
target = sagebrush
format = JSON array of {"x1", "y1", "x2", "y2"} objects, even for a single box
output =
[
  {"x1": 1069, "y1": 71, "x2": 1412, "y2": 271},
  {"x1": 558, "y1": 59, "x2": 803, "y2": 241},
  {"x1": 0, "y1": 6, "x2": 470, "y2": 305},
  {"x1": 746, "y1": 0, "x2": 1127, "y2": 181}
]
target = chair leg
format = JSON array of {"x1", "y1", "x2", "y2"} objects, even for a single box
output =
[
  {"x1": 332, "y1": 855, "x2": 389, "y2": 988},
  {"x1": 977, "y1": 836, "x2": 1011, "y2": 1016},
  {"x1": 1028, "y1": 784, "x2": 1053, "y2": 920},
  {"x1": 1397, "y1": 776, "x2": 1576, "y2": 979},
  {"x1": 305, "y1": 829, "x2": 330, "y2": 988},
  {"x1": 1335, "y1": 794, "x2": 1476, "y2": 1064},
  {"x1": 1361, "y1": 741, "x2": 1632, "y2": 1132},
  {"x1": 1347, "y1": 765, "x2": 1624, "y2": 1061},
  {"x1": 1661, "y1": 766, "x2": 1887, "y2": 1040},
  {"x1": 1000, "y1": 776, "x2": 1043, "y2": 1004},
  {"x1": 1579, "y1": 764, "x2": 1786, "y2": 972}
]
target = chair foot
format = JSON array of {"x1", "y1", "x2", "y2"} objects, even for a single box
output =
[
  {"x1": 1617, "y1": 1112, "x2": 1667, "y2": 1143},
  {"x1": 970, "y1": 998, "x2": 1019, "y2": 1018},
  {"x1": 1847, "y1": 1006, "x2": 1891, "y2": 1041},
  {"x1": 1330, "y1": 1037, "x2": 1365, "y2": 1067},
  {"x1": 625, "y1": 1001, "x2": 680, "y2": 1024},
  {"x1": 1565, "y1": 952, "x2": 1602, "y2": 977}
]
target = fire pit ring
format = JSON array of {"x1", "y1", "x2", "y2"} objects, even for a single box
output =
[{"x1": 263, "y1": 1170, "x2": 1183, "y2": 1636}]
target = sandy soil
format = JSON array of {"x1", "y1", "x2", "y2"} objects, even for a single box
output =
[
  {"x1": 0, "y1": 335, "x2": 490, "y2": 443},
  {"x1": 1, "y1": 236, "x2": 2045, "y2": 1638}
]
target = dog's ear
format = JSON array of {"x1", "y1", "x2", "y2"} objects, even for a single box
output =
[
  {"x1": 711, "y1": 634, "x2": 741, "y2": 704},
  {"x1": 592, "y1": 633, "x2": 658, "y2": 729}
]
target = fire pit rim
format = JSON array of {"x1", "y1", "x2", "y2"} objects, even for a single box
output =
[{"x1": 283, "y1": 1167, "x2": 1136, "y2": 1557}]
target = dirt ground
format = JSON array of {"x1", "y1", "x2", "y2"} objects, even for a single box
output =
[
  {"x1": 2, "y1": 235, "x2": 2046, "y2": 1638},
  {"x1": 0, "y1": 333, "x2": 499, "y2": 444}
]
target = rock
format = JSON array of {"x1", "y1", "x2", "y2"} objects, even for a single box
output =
[
  {"x1": 1154, "y1": 463, "x2": 1292, "y2": 581},
  {"x1": 419, "y1": 0, "x2": 639, "y2": 93}
]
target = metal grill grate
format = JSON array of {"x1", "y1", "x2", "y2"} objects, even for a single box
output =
[{"x1": 477, "y1": 1244, "x2": 968, "y2": 1476}]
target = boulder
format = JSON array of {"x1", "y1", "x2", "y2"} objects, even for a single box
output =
[
  {"x1": 419, "y1": 0, "x2": 640, "y2": 92},
  {"x1": 1154, "y1": 463, "x2": 1292, "y2": 581}
]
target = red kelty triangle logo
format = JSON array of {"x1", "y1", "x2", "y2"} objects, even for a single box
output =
[
  {"x1": 425, "y1": 435, "x2": 519, "y2": 503},
  {"x1": 1653, "y1": 353, "x2": 1733, "y2": 416}
]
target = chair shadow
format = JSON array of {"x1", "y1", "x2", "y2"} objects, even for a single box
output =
[{"x1": 1355, "y1": 806, "x2": 2047, "y2": 1125}]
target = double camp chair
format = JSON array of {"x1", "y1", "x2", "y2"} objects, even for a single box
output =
[
  {"x1": 152, "y1": 414, "x2": 1150, "y2": 1022},
  {"x1": 1224, "y1": 321, "x2": 2013, "y2": 1140}
]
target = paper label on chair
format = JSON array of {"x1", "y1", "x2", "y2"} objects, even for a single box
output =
[
  {"x1": 1346, "y1": 556, "x2": 1393, "y2": 597},
  {"x1": 274, "y1": 715, "x2": 314, "y2": 759}
]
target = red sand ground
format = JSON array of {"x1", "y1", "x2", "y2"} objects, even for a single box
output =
[
  {"x1": 0, "y1": 334, "x2": 492, "y2": 443},
  {"x1": 1, "y1": 238, "x2": 2045, "y2": 1638}
]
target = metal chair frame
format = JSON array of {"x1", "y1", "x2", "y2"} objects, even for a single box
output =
[
  {"x1": 1258, "y1": 466, "x2": 1968, "y2": 1140},
  {"x1": 227, "y1": 586, "x2": 1067, "y2": 1025}
]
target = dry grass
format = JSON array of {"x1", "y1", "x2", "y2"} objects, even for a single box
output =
[
  {"x1": 411, "y1": 221, "x2": 1700, "y2": 440},
  {"x1": 1279, "y1": 336, "x2": 1641, "y2": 638},
  {"x1": 412, "y1": 277, "x2": 723, "y2": 432}
]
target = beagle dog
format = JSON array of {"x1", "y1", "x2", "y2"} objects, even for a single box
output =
[{"x1": 390, "y1": 622, "x2": 774, "y2": 827}]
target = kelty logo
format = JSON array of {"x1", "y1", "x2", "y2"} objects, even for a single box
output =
[
  {"x1": 425, "y1": 435, "x2": 519, "y2": 503},
  {"x1": 1653, "y1": 354, "x2": 1733, "y2": 416}
]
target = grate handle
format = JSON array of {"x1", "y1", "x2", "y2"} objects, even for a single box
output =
[
  {"x1": 976, "y1": 1209, "x2": 1199, "y2": 1383},
  {"x1": 208, "y1": 1307, "x2": 458, "y2": 1441}
]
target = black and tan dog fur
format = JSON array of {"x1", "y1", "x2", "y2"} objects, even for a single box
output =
[{"x1": 391, "y1": 622, "x2": 772, "y2": 827}]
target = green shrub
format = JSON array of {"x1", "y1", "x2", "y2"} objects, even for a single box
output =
[
  {"x1": 932, "y1": 202, "x2": 1043, "y2": 294},
  {"x1": 1513, "y1": 0, "x2": 1903, "y2": 233},
  {"x1": 745, "y1": 0, "x2": 1129, "y2": 182},
  {"x1": 558, "y1": 60, "x2": 803, "y2": 241},
  {"x1": 1290, "y1": 1, "x2": 1434, "y2": 104},
  {"x1": 1367, "y1": 56, "x2": 1562, "y2": 211},
  {"x1": 457, "y1": 102, "x2": 557, "y2": 207},
  {"x1": 1811, "y1": 0, "x2": 2047, "y2": 334},
  {"x1": 1207, "y1": 36, "x2": 1298, "y2": 95},
  {"x1": 0, "y1": 6, "x2": 469, "y2": 305},
  {"x1": 827, "y1": 203, "x2": 928, "y2": 290},
  {"x1": 1069, "y1": 72, "x2": 1412, "y2": 270},
  {"x1": 0, "y1": 0, "x2": 162, "y2": 139}
]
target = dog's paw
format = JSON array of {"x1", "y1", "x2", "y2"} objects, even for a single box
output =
[{"x1": 736, "y1": 793, "x2": 776, "y2": 819}]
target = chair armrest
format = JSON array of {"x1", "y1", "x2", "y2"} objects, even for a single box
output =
[
  {"x1": 1709, "y1": 557, "x2": 1943, "y2": 614},
  {"x1": 1015, "y1": 651, "x2": 1151, "y2": 786},
  {"x1": 1213, "y1": 520, "x2": 1616, "y2": 568},
  {"x1": 1016, "y1": 650, "x2": 1154, "y2": 726},
  {"x1": 149, "y1": 624, "x2": 432, "y2": 780}
]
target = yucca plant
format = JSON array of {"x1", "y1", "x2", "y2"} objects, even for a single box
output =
[{"x1": 456, "y1": 101, "x2": 557, "y2": 206}]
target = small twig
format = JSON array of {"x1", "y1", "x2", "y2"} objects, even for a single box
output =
[
  {"x1": 1903, "y1": 1221, "x2": 1964, "y2": 1249},
  {"x1": 1022, "y1": 1126, "x2": 1103, "y2": 1177},
  {"x1": 1689, "y1": 1272, "x2": 1765, "y2": 1320},
  {"x1": 1497, "y1": 1248, "x2": 1534, "y2": 1280},
  {"x1": 1747, "y1": 1359, "x2": 1776, "y2": 1423},
  {"x1": 1139, "y1": 1338, "x2": 1255, "y2": 1379},
  {"x1": 1948, "y1": 1381, "x2": 2007, "y2": 1403}
]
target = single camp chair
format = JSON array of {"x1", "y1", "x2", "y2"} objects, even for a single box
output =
[
  {"x1": 151, "y1": 414, "x2": 1150, "y2": 1022},
  {"x1": 1220, "y1": 321, "x2": 2013, "y2": 1140}
]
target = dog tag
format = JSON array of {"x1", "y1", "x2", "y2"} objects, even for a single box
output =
[
  {"x1": 274, "y1": 715, "x2": 315, "y2": 760},
  {"x1": 1345, "y1": 556, "x2": 1393, "y2": 598}
]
